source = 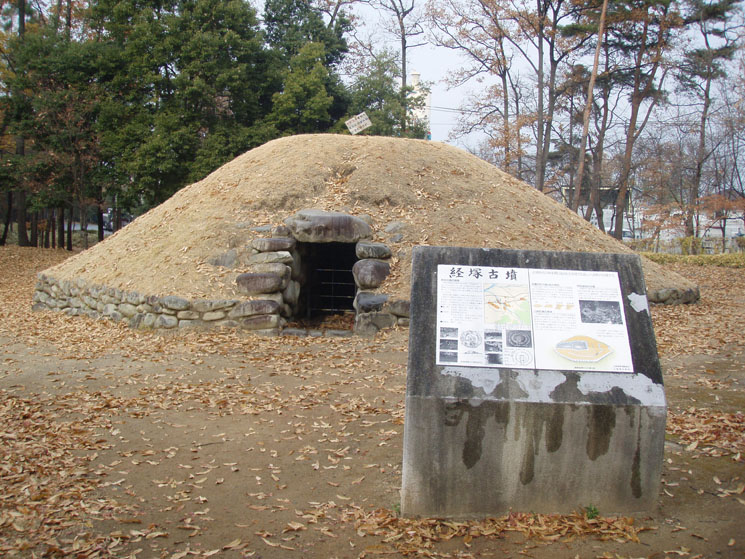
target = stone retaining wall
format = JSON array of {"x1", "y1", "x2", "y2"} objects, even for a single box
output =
[
  {"x1": 32, "y1": 209, "x2": 411, "y2": 337},
  {"x1": 32, "y1": 274, "x2": 285, "y2": 335}
]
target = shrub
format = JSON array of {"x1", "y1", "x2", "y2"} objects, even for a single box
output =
[
  {"x1": 642, "y1": 252, "x2": 745, "y2": 268},
  {"x1": 679, "y1": 236, "x2": 703, "y2": 255}
]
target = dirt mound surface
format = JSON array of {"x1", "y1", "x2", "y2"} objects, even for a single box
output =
[{"x1": 43, "y1": 134, "x2": 697, "y2": 300}]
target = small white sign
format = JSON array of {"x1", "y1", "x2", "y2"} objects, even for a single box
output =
[{"x1": 345, "y1": 112, "x2": 372, "y2": 135}]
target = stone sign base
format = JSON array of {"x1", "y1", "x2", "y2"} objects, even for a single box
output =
[
  {"x1": 401, "y1": 246, "x2": 666, "y2": 518},
  {"x1": 401, "y1": 369, "x2": 666, "y2": 517}
]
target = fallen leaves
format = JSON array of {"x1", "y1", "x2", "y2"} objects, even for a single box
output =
[
  {"x1": 0, "y1": 389, "x2": 131, "y2": 557},
  {"x1": 2, "y1": 248, "x2": 745, "y2": 559},
  {"x1": 346, "y1": 507, "x2": 651, "y2": 557},
  {"x1": 668, "y1": 408, "x2": 745, "y2": 460}
]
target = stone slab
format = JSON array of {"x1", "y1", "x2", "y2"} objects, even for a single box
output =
[
  {"x1": 401, "y1": 246, "x2": 666, "y2": 518},
  {"x1": 284, "y1": 209, "x2": 372, "y2": 243}
]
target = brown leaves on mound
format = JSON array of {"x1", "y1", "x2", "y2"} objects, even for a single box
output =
[{"x1": 346, "y1": 507, "x2": 648, "y2": 557}]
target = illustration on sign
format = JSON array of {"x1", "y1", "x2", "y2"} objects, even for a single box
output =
[{"x1": 436, "y1": 265, "x2": 633, "y2": 373}]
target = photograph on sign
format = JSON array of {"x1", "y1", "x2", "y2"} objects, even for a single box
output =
[{"x1": 435, "y1": 265, "x2": 633, "y2": 373}]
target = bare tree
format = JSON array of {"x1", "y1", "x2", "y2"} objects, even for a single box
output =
[
  {"x1": 369, "y1": 0, "x2": 427, "y2": 130},
  {"x1": 571, "y1": 0, "x2": 608, "y2": 212}
]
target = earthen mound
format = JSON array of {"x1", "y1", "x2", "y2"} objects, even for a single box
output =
[{"x1": 35, "y1": 134, "x2": 699, "y2": 332}]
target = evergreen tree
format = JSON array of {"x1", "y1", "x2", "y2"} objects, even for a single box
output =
[
  {"x1": 265, "y1": 42, "x2": 336, "y2": 135},
  {"x1": 263, "y1": 0, "x2": 349, "y2": 66},
  {"x1": 91, "y1": 0, "x2": 271, "y2": 205}
]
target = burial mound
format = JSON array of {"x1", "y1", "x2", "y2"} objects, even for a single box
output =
[{"x1": 33, "y1": 134, "x2": 699, "y2": 334}]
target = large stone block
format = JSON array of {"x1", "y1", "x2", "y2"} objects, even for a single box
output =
[
  {"x1": 356, "y1": 241, "x2": 392, "y2": 260},
  {"x1": 282, "y1": 280, "x2": 300, "y2": 307},
  {"x1": 161, "y1": 295, "x2": 190, "y2": 311},
  {"x1": 386, "y1": 298, "x2": 410, "y2": 317},
  {"x1": 118, "y1": 303, "x2": 137, "y2": 318},
  {"x1": 354, "y1": 291, "x2": 389, "y2": 313},
  {"x1": 354, "y1": 311, "x2": 397, "y2": 337},
  {"x1": 284, "y1": 209, "x2": 372, "y2": 243},
  {"x1": 252, "y1": 237, "x2": 296, "y2": 252},
  {"x1": 228, "y1": 299, "x2": 280, "y2": 319},
  {"x1": 353, "y1": 259, "x2": 390, "y2": 289},
  {"x1": 241, "y1": 314, "x2": 281, "y2": 330},
  {"x1": 401, "y1": 246, "x2": 666, "y2": 518},
  {"x1": 155, "y1": 314, "x2": 178, "y2": 329},
  {"x1": 246, "y1": 251, "x2": 294, "y2": 266},
  {"x1": 191, "y1": 299, "x2": 238, "y2": 313},
  {"x1": 236, "y1": 272, "x2": 285, "y2": 295},
  {"x1": 245, "y1": 263, "x2": 291, "y2": 283}
]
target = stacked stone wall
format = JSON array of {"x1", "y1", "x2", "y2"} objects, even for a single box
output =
[
  {"x1": 32, "y1": 209, "x2": 411, "y2": 337},
  {"x1": 33, "y1": 274, "x2": 284, "y2": 335}
]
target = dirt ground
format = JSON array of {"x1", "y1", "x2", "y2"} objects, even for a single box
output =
[{"x1": 1, "y1": 246, "x2": 744, "y2": 559}]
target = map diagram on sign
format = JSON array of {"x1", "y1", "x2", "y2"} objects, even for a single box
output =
[{"x1": 484, "y1": 284, "x2": 531, "y2": 326}]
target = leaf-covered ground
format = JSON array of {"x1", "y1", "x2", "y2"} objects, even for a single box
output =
[{"x1": 1, "y1": 246, "x2": 743, "y2": 558}]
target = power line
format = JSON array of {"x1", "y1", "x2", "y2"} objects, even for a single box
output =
[{"x1": 429, "y1": 105, "x2": 476, "y2": 114}]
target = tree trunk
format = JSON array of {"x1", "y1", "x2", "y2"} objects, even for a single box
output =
[
  {"x1": 572, "y1": 0, "x2": 608, "y2": 212},
  {"x1": 65, "y1": 0, "x2": 72, "y2": 39},
  {"x1": 501, "y1": 69, "x2": 511, "y2": 170},
  {"x1": 66, "y1": 206, "x2": 73, "y2": 251},
  {"x1": 613, "y1": 12, "x2": 653, "y2": 240},
  {"x1": 51, "y1": 211, "x2": 56, "y2": 248},
  {"x1": 57, "y1": 206, "x2": 65, "y2": 249},
  {"x1": 30, "y1": 211, "x2": 38, "y2": 247},
  {"x1": 15, "y1": 0, "x2": 29, "y2": 247},
  {"x1": 400, "y1": 32, "x2": 408, "y2": 133},
  {"x1": 16, "y1": 187, "x2": 30, "y2": 247},
  {"x1": 97, "y1": 206, "x2": 104, "y2": 242},
  {"x1": 81, "y1": 204, "x2": 89, "y2": 249},
  {"x1": 686, "y1": 73, "x2": 713, "y2": 238},
  {"x1": 534, "y1": 1, "x2": 546, "y2": 192},
  {"x1": 0, "y1": 190, "x2": 11, "y2": 246},
  {"x1": 44, "y1": 210, "x2": 51, "y2": 248}
]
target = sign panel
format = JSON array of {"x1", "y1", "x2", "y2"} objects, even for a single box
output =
[
  {"x1": 436, "y1": 264, "x2": 633, "y2": 373},
  {"x1": 345, "y1": 112, "x2": 372, "y2": 135}
]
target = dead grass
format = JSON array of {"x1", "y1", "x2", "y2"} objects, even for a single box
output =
[{"x1": 38, "y1": 134, "x2": 696, "y2": 301}]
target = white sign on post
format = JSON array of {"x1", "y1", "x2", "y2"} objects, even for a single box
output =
[
  {"x1": 345, "y1": 112, "x2": 372, "y2": 135},
  {"x1": 435, "y1": 264, "x2": 633, "y2": 373}
]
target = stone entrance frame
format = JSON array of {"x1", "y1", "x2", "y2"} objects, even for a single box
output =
[
  {"x1": 401, "y1": 246, "x2": 666, "y2": 518},
  {"x1": 238, "y1": 209, "x2": 409, "y2": 336}
]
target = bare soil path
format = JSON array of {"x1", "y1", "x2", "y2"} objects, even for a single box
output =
[{"x1": 1, "y1": 247, "x2": 744, "y2": 559}]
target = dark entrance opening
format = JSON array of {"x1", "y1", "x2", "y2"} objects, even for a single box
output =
[{"x1": 297, "y1": 242, "x2": 357, "y2": 321}]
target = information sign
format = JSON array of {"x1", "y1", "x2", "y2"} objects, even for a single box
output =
[
  {"x1": 345, "y1": 112, "x2": 372, "y2": 135},
  {"x1": 436, "y1": 264, "x2": 633, "y2": 372}
]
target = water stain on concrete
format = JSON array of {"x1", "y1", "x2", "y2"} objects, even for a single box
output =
[
  {"x1": 518, "y1": 405, "x2": 565, "y2": 485},
  {"x1": 631, "y1": 420, "x2": 643, "y2": 498},
  {"x1": 586, "y1": 405, "x2": 616, "y2": 460}
]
